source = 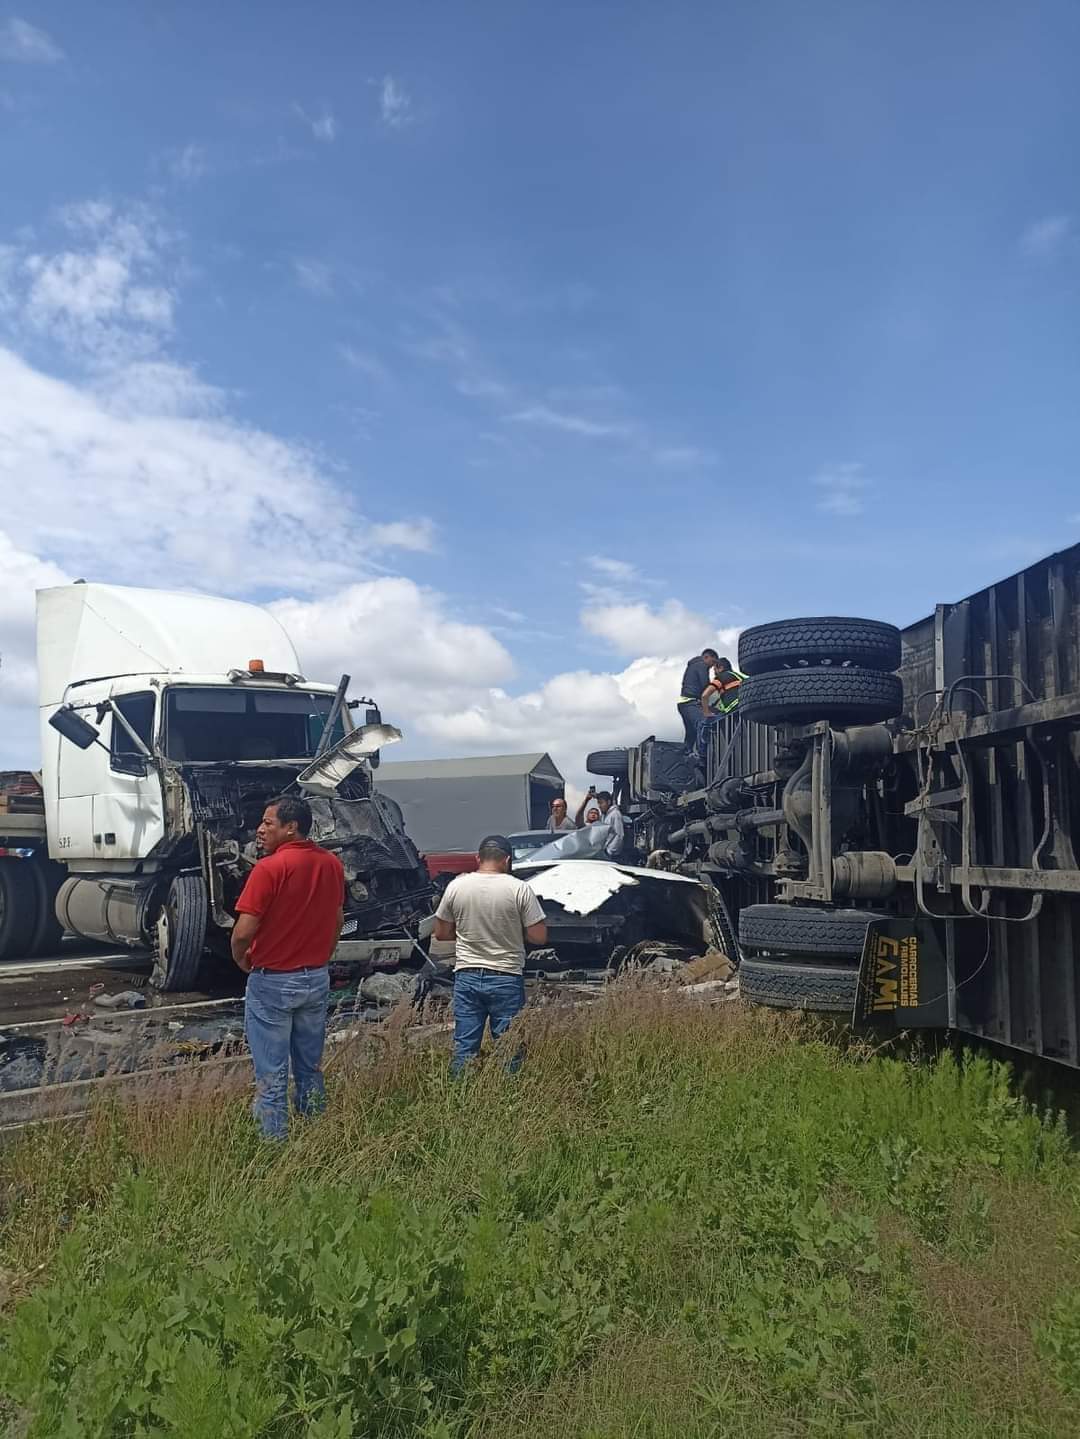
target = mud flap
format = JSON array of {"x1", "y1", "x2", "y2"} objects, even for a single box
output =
[{"x1": 854, "y1": 917, "x2": 950, "y2": 1031}]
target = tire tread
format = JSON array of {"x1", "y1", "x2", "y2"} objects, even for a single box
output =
[
  {"x1": 739, "y1": 903, "x2": 873, "y2": 958},
  {"x1": 154, "y1": 873, "x2": 208, "y2": 991},
  {"x1": 739, "y1": 956, "x2": 860, "y2": 1012},
  {"x1": 739, "y1": 667, "x2": 903, "y2": 726},
  {"x1": 586, "y1": 749, "x2": 630, "y2": 778},
  {"x1": 738, "y1": 616, "x2": 901, "y2": 675}
]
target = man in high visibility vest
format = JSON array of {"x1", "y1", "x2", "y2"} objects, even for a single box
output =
[
  {"x1": 701, "y1": 657, "x2": 744, "y2": 716},
  {"x1": 693, "y1": 659, "x2": 746, "y2": 777}
]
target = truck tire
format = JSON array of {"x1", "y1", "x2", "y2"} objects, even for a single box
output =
[
  {"x1": 739, "y1": 667, "x2": 903, "y2": 727},
  {"x1": 150, "y1": 873, "x2": 208, "y2": 992},
  {"x1": 739, "y1": 903, "x2": 873, "y2": 959},
  {"x1": 0, "y1": 858, "x2": 37, "y2": 960},
  {"x1": 586, "y1": 748, "x2": 630, "y2": 779},
  {"x1": 739, "y1": 957, "x2": 859, "y2": 1012},
  {"x1": 28, "y1": 858, "x2": 65, "y2": 956},
  {"x1": 710, "y1": 884, "x2": 741, "y2": 967},
  {"x1": 738, "y1": 617, "x2": 901, "y2": 676}
]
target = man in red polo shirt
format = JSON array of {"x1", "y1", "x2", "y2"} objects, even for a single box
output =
[{"x1": 232, "y1": 795, "x2": 345, "y2": 1140}]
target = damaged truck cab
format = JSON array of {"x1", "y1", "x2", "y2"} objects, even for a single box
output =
[{"x1": 36, "y1": 583, "x2": 431, "y2": 990}]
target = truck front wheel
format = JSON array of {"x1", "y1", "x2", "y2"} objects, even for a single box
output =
[{"x1": 151, "y1": 873, "x2": 208, "y2": 991}]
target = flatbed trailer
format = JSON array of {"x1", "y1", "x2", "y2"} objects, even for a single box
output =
[{"x1": 592, "y1": 542, "x2": 1080, "y2": 1069}]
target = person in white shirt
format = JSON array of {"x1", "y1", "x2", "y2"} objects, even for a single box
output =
[{"x1": 433, "y1": 834, "x2": 547, "y2": 1073}]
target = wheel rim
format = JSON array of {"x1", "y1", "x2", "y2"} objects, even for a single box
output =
[{"x1": 152, "y1": 895, "x2": 173, "y2": 987}]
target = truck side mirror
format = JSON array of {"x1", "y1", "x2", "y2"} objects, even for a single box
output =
[
  {"x1": 49, "y1": 705, "x2": 101, "y2": 750},
  {"x1": 365, "y1": 707, "x2": 382, "y2": 768}
]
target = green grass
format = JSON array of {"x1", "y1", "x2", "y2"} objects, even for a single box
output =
[{"x1": 3, "y1": 989, "x2": 1080, "y2": 1436}]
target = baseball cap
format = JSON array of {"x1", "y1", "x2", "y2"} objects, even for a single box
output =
[{"x1": 478, "y1": 834, "x2": 513, "y2": 857}]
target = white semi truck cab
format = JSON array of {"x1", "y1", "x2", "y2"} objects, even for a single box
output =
[{"x1": 0, "y1": 582, "x2": 432, "y2": 989}]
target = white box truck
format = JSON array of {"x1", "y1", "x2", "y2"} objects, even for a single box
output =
[{"x1": 0, "y1": 582, "x2": 432, "y2": 989}]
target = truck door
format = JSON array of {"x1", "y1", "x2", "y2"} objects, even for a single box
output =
[
  {"x1": 93, "y1": 691, "x2": 165, "y2": 861},
  {"x1": 49, "y1": 685, "x2": 108, "y2": 861}
]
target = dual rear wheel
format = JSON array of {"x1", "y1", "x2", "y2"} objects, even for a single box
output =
[
  {"x1": 737, "y1": 615, "x2": 904, "y2": 728},
  {"x1": 0, "y1": 856, "x2": 64, "y2": 961},
  {"x1": 734, "y1": 616, "x2": 897, "y2": 1010},
  {"x1": 737, "y1": 902, "x2": 872, "y2": 1013}
]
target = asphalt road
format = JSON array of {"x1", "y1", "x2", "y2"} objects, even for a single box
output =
[{"x1": 0, "y1": 939, "x2": 244, "y2": 1027}]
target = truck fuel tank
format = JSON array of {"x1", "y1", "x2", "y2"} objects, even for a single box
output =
[{"x1": 56, "y1": 874, "x2": 157, "y2": 948}]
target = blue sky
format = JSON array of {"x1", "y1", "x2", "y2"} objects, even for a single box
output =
[{"x1": 1, "y1": 2, "x2": 1079, "y2": 781}]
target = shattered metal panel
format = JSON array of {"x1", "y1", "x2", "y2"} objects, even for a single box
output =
[{"x1": 311, "y1": 793, "x2": 426, "y2": 873}]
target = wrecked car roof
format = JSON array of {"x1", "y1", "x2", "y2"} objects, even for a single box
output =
[
  {"x1": 517, "y1": 858, "x2": 702, "y2": 884},
  {"x1": 516, "y1": 858, "x2": 705, "y2": 917}
]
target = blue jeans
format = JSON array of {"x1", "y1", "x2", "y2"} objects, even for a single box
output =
[
  {"x1": 244, "y1": 966, "x2": 330, "y2": 1140},
  {"x1": 451, "y1": 969, "x2": 526, "y2": 1074}
]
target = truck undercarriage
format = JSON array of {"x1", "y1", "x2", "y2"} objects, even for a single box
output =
[{"x1": 589, "y1": 542, "x2": 1080, "y2": 1069}]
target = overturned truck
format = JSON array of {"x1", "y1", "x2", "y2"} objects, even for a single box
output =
[{"x1": 588, "y1": 543, "x2": 1080, "y2": 1069}]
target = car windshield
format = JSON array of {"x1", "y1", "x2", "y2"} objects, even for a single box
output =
[{"x1": 164, "y1": 687, "x2": 345, "y2": 762}]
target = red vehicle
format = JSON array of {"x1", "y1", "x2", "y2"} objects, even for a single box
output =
[{"x1": 423, "y1": 851, "x2": 478, "y2": 884}]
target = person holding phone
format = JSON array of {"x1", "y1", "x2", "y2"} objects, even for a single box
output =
[{"x1": 574, "y1": 787, "x2": 626, "y2": 856}]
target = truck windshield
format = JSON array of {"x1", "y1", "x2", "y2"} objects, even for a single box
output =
[{"x1": 164, "y1": 687, "x2": 346, "y2": 762}]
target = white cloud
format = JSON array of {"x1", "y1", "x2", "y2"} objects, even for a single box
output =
[
  {"x1": 416, "y1": 654, "x2": 690, "y2": 795},
  {"x1": 271, "y1": 582, "x2": 682, "y2": 793},
  {"x1": 405, "y1": 332, "x2": 470, "y2": 367},
  {"x1": 582, "y1": 598, "x2": 739, "y2": 658},
  {"x1": 169, "y1": 143, "x2": 206, "y2": 183},
  {"x1": 813, "y1": 461, "x2": 869, "y2": 517},
  {"x1": 0, "y1": 17, "x2": 63, "y2": 63},
  {"x1": 91, "y1": 359, "x2": 224, "y2": 418},
  {"x1": 0, "y1": 344, "x2": 442, "y2": 764},
  {"x1": 292, "y1": 102, "x2": 337, "y2": 143},
  {"x1": 0, "y1": 347, "x2": 434, "y2": 595},
  {"x1": 0, "y1": 530, "x2": 68, "y2": 704},
  {"x1": 585, "y1": 555, "x2": 639, "y2": 583},
  {"x1": 506, "y1": 404, "x2": 633, "y2": 440},
  {"x1": 293, "y1": 258, "x2": 333, "y2": 296},
  {"x1": 1020, "y1": 215, "x2": 1071, "y2": 261},
  {"x1": 379, "y1": 74, "x2": 413, "y2": 129},
  {"x1": 269, "y1": 579, "x2": 513, "y2": 711},
  {"x1": 340, "y1": 343, "x2": 393, "y2": 387},
  {"x1": 3, "y1": 202, "x2": 176, "y2": 363},
  {"x1": 455, "y1": 376, "x2": 509, "y2": 400},
  {"x1": 652, "y1": 444, "x2": 717, "y2": 469},
  {"x1": 368, "y1": 519, "x2": 436, "y2": 553}
]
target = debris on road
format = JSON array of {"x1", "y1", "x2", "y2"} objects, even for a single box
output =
[
  {"x1": 676, "y1": 950, "x2": 734, "y2": 985},
  {"x1": 93, "y1": 990, "x2": 147, "y2": 1010},
  {"x1": 359, "y1": 971, "x2": 416, "y2": 1006}
]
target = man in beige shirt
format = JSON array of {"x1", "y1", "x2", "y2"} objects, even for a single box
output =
[{"x1": 433, "y1": 833, "x2": 547, "y2": 1073}]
